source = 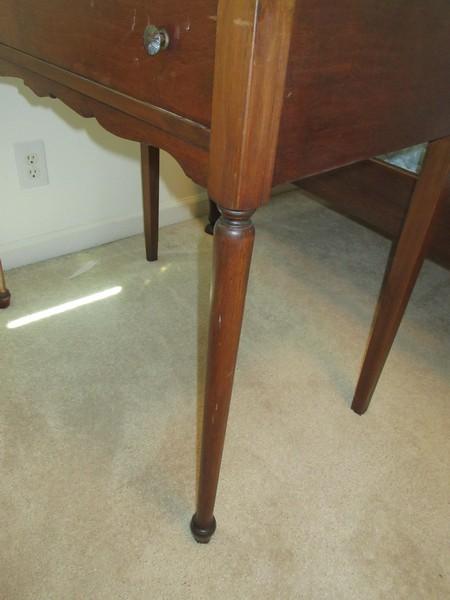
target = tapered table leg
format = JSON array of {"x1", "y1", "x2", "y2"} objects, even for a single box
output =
[
  {"x1": 140, "y1": 145, "x2": 160, "y2": 262},
  {"x1": 191, "y1": 207, "x2": 255, "y2": 543},
  {"x1": 352, "y1": 137, "x2": 450, "y2": 415},
  {"x1": 204, "y1": 198, "x2": 221, "y2": 235},
  {"x1": 0, "y1": 260, "x2": 11, "y2": 309}
]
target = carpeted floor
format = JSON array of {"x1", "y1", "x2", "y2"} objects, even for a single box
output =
[{"x1": 1, "y1": 190, "x2": 449, "y2": 599}]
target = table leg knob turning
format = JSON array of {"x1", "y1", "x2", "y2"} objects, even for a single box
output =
[{"x1": 190, "y1": 515, "x2": 217, "y2": 544}]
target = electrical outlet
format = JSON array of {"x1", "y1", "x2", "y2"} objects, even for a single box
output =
[{"x1": 14, "y1": 140, "x2": 50, "y2": 189}]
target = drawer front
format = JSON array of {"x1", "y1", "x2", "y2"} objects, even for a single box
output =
[{"x1": 0, "y1": 0, "x2": 217, "y2": 126}]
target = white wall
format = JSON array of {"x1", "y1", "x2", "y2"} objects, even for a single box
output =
[{"x1": 0, "y1": 78, "x2": 207, "y2": 270}]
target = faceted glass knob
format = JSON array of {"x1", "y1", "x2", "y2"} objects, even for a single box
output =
[{"x1": 144, "y1": 25, "x2": 170, "y2": 56}]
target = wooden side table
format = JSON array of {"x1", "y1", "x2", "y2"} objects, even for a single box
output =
[{"x1": 1, "y1": 0, "x2": 449, "y2": 542}]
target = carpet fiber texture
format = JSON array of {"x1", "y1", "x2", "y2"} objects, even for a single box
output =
[{"x1": 1, "y1": 191, "x2": 449, "y2": 599}]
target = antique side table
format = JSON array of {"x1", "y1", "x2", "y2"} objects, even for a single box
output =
[{"x1": 1, "y1": 1, "x2": 449, "y2": 542}]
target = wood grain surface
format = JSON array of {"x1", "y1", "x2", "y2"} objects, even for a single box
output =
[
  {"x1": 275, "y1": 0, "x2": 450, "y2": 183},
  {"x1": 352, "y1": 137, "x2": 450, "y2": 414},
  {"x1": 0, "y1": 0, "x2": 218, "y2": 125}
]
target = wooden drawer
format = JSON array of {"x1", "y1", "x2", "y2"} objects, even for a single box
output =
[{"x1": 0, "y1": 0, "x2": 217, "y2": 126}]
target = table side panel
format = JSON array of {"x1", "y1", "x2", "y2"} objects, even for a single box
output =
[{"x1": 275, "y1": 0, "x2": 450, "y2": 184}]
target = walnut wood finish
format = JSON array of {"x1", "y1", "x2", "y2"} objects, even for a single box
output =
[
  {"x1": 191, "y1": 207, "x2": 255, "y2": 543},
  {"x1": 2, "y1": 0, "x2": 450, "y2": 543},
  {"x1": 0, "y1": 260, "x2": 11, "y2": 309},
  {"x1": 0, "y1": 0, "x2": 217, "y2": 126},
  {"x1": 208, "y1": 0, "x2": 295, "y2": 209},
  {"x1": 140, "y1": 145, "x2": 160, "y2": 262},
  {"x1": 0, "y1": 49, "x2": 209, "y2": 186},
  {"x1": 192, "y1": 0, "x2": 296, "y2": 542},
  {"x1": 2, "y1": 3, "x2": 450, "y2": 188},
  {"x1": 275, "y1": 1, "x2": 450, "y2": 183},
  {"x1": 352, "y1": 137, "x2": 450, "y2": 415},
  {"x1": 298, "y1": 160, "x2": 450, "y2": 270}
]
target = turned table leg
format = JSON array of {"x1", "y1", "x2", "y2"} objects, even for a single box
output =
[
  {"x1": 140, "y1": 144, "x2": 160, "y2": 262},
  {"x1": 191, "y1": 206, "x2": 255, "y2": 543},
  {"x1": 0, "y1": 260, "x2": 11, "y2": 309},
  {"x1": 352, "y1": 137, "x2": 450, "y2": 415}
]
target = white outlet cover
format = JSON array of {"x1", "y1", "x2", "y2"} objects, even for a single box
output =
[{"x1": 14, "y1": 140, "x2": 50, "y2": 189}]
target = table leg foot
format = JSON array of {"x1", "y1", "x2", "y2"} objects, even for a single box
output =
[
  {"x1": 190, "y1": 514, "x2": 217, "y2": 544},
  {"x1": 0, "y1": 289, "x2": 11, "y2": 309}
]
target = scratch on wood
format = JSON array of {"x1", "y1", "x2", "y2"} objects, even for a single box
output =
[
  {"x1": 208, "y1": 15, "x2": 218, "y2": 22},
  {"x1": 131, "y1": 9, "x2": 137, "y2": 32},
  {"x1": 234, "y1": 18, "x2": 251, "y2": 27}
]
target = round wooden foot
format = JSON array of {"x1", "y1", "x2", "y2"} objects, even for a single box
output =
[
  {"x1": 351, "y1": 398, "x2": 369, "y2": 416},
  {"x1": 190, "y1": 514, "x2": 216, "y2": 544},
  {"x1": 0, "y1": 289, "x2": 11, "y2": 309}
]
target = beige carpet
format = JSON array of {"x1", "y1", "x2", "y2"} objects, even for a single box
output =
[{"x1": 1, "y1": 190, "x2": 449, "y2": 599}]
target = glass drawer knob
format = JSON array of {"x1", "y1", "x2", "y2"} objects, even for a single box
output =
[{"x1": 144, "y1": 25, "x2": 170, "y2": 56}]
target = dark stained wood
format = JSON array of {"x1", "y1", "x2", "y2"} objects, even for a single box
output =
[
  {"x1": 204, "y1": 198, "x2": 220, "y2": 235},
  {"x1": 298, "y1": 160, "x2": 450, "y2": 270},
  {"x1": 140, "y1": 145, "x2": 160, "y2": 262},
  {"x1": 275, "y1": 1, "x2": 450, "y2": 184},
  {"x1": 2, "y1": 0, "x2": 450, "y2": 541},
  {"x1": 299, "y1": 161, "x2": 415, "y2": 241},
  {"x1": 0, "y1": 260, "x2": 11, "y2": 309},
  {"x1": 0, "y1": 293, "x2": 10, "y2": 309},
  {"x1": 0, "y1": 0, "x2": 217, "y2": 125},
  {"x1": 191, "y1": 0, "x2": 296, "y2": 542},
  {"x1": 0, "y1": 46, "x2": 210, "y2": 151},
  {"x1": 208, "y1": 0, "x2": 296, "y2": 210},
  {"x1": 431, "y1": 182, "x2": 450, "y2": 269},
  {"x1": 191, "y1": 207, "x2": 255, "y2": 543},
  {"x1": 0, "y1": 55, "x2": 209, "y2": 187},
  {"x1": 352, "y1": 137, "x2": 450, "y2": 415}
]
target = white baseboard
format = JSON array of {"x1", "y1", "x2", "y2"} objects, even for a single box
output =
[{"x1": 1, "y1": 193, "x2": 208, "y2": 270}]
